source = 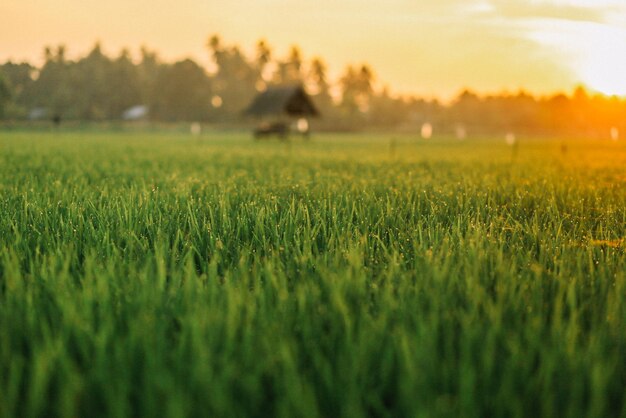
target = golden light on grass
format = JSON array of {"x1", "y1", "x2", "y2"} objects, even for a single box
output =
[
  {"x1": 590, "y1": 239, "x2": 624, "y2": 249},
  {"x1": 611, "y1": 127, "x2": 620, "y2": 141}
]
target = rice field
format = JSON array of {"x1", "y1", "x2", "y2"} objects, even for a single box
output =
[{"x1": 0, "y1": 130, "x2": 625, "y2": 418}]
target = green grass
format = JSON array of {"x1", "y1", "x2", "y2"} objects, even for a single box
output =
[{"x1": 0, "y1": 131, "x2": 625, "y2": 418}]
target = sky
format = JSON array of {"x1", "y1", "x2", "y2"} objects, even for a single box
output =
[{"x1": 2, "y1": 0, "x2": 626, "y2": 99}]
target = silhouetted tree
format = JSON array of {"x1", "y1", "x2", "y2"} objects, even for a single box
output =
[
  {"x1": 137, "y1": 46, "x2": 163, "y2": 113},
  {"x1": 70, "y1": 43, "x2": 114, "y2": 119},
  {"x1": 208, "y1": 34, "x2": 256, "y2": 115},
  {"x1": 2, "y1": 36, "x2": 626, "y2": 134},
  {"x1": 340, "y1": 64, "x2": 374, "y2": 119},
  {"x1": 0, "y1": 62, "x2": 35, "y2": 118},
  {"x1": 368, "y1": 87, "x2": 410, "y2": 127},
  {"x1": 0, "y1": 73, "x2": 11, "y2": 119},
  {"x1": 450, "y1": 90, "x2": 482, "y2": 130},
  {"x1": 106, "y1": 50, "x2": 142, "y2": 118},
  {"x1": 306, "y1": 57, "x2": 333, "y2": 118},
  {"x1": 0, "y1": 62, "x2": 34, "y2": 99},
  {"x1": 24, "y1": 45, "x2": 74, "y2": 119},
  {"x1": 255, "y1": 39, "x2": 272, "y2": 86},
  {"x1": 273, "y1": 45, "x2": 303, "y2": 85},
  {"x1": 339, "y1": 65, "x2": 358, "y2": 116},
  {"x1": 151, "y1": 59, "x2": 212, "y2": 121}
]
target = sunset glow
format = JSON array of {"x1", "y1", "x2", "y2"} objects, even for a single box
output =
[
  {"x1": 578, "y1": 34, "x2": 626, "y2": 97},
  {"x1": 527, "y1": 17, "x2": 626, "y2": 96},
  {"x1": 1, "y1": 0, "x2": 625, "y2": 97}
]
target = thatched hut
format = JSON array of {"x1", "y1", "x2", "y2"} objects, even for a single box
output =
[{"x1": 244, "y1": 85, "x2": 319, "y2": 139}]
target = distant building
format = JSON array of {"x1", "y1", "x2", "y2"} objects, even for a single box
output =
[
  {"x1": 28, "y1": 107, "x2": 48, "y2": 121},
  {"x1": 244, "y1": 85, "x2": 319, "y2": 139},
  {"x1": 122, "y1": 105, "x2": 149, "y2": 121},
  {"x1": 28, "y1": 107, "x2": 61, "y2": 125}
]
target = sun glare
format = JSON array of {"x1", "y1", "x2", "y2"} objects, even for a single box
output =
[
  {"x1": 578, "y1": 49, "x2": 626, "y2": 97},
  {"x1": 575, "y1": 22, "x2": 626, "y2": 96},
  {"x1": 527, "y1": 20, "x2": 626, "y2": 97}
]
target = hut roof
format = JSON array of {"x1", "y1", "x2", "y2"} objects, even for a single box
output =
[{"x1": 244, "y1": 85, "x2": 319, "y2": 118}]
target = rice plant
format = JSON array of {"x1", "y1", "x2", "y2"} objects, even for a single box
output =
[{"x1": 0, "y1": 131, "x2": 624, "y2": 418}]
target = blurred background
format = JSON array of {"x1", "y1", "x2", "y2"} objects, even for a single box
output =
[{"x1": 1, "y1": 0, "x2": 625, "y2": 137}]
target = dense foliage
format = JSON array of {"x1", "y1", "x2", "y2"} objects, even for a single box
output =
[
  {"x1": 0, "y1": 131, "x2": 625, "y2": 417},
  {"x1": 1, "y1": 37, "x2": 625, "y2": 136}
]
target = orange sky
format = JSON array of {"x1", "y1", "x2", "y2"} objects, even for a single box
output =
[{"x1": 2, "y1": 0, "x2": 626, "y2": 98}]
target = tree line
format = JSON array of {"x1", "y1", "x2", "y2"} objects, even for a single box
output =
[{"x1": 1, "y1": 35, "x2": 625, "y2": 137}]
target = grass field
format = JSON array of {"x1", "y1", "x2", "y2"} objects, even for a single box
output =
[{"x1": 0, "y1": 131, "x2": 625, "y2": 418}]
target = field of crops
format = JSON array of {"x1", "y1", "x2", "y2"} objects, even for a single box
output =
[{"x1": 0, "y1": 130, "x2": 625, "y2": 418}]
